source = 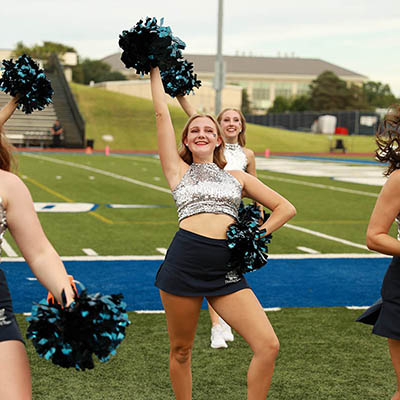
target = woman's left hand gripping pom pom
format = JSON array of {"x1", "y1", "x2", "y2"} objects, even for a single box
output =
[
  {"x1": 26, "y1": 282, "x2": 131, "y2": 371},
  {"x1": 0, "y1": 54, "x2": 54, "y2": 114},
  {"x1": 226, "y1": 202, "x2": 272, "y2": 274}
]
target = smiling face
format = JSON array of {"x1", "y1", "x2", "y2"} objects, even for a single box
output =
[
  {"x1": 219, "y1": 110, "x2": 242, "y2": 143},
  {"x1": 183, "y1": 116, "x2": 222, "y2": 161}
]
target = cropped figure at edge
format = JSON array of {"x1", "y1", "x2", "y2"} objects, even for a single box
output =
[{"x1": 151, "y1": 66, "x2": 296, "y2": 400}]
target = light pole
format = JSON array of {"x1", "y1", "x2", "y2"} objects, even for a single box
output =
[{"x1": 214, "y1": 0, "x2": 224, "y2": 115}]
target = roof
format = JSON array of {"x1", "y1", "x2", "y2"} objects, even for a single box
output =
[{"x1": 101, "y1": 53, "x2": 367, "y2": 79}]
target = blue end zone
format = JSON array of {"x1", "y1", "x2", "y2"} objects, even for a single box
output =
[{"x1": 1, "y1": 257, "x2": 389, "y2": 313}]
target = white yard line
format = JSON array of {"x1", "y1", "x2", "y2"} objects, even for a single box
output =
[
  {"x1": 1, "y1": 238, "x2": 18, "y2": 257},
  {"x1": 346, "y1": 306, "x2": 370, "y2": 310},
  {"x1": 110, "y1": 154, "x2": 159, "y2": 163},
  {"x1": 296, "y1": 246, "x2": 321, "y2": 254},
  {"x1": 263, "y1": 307, "x2": 282, "y2": 312},
  {"x1": 23, "y1": 153, "x2": 171, "y2": 194},
  {"x1": 258, "y1": 174, "x2": 379, "y2": 198},
  {"x1": 82, "y1": 248, "x2": 99, "y2": 256},
  {"x1": 156, "y1": 248, "x2": 168, "y2": 255},
  {"x1": 285, "y1": 223, "x2": 369, "y2": 250}
]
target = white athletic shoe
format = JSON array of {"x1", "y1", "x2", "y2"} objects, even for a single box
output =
[
  {"x1": 219, "y1": 317, "x2": 234, "y2": 342},
  {"x1": 210, "y1": 324, "x2": 228, "y2": 349}
]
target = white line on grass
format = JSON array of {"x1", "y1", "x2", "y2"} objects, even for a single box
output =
[
  {"x1": 135, "y1": 310, "x2": 165, "y2": 314},
  {"x1": 263, "y1": 307, "x2": 281, "y2": 312},
  {"x1": 285, "y1": 223, "x2": 369, "y2": 250},
  {"x1": 258, "y1": 174, "x2": 379, "y2": 198},
  {"x1": 82, "y1": 248, "x2": 98, "y2": 256},
  {"x1": 296, "y1": 246, "x2": 321, "y2": 254},
  {"x1": 156, "y1": 248, "x2": 168, "y2": 255},
  {"x1": 26, "y1": 277, "x2": 37, "y2": 281},
  {"x1": 1, "y1": 238, "x2": 18, "y2": 257},
  {"x1": 23, "y1": 153, "x2": 171, "y2": 194},
  {"x1": 110, "y1": 154, "x2": 159, "y2": 163},
  {"x1": 346, "y1": 306, "x2": 370, "y2": 310},
  {"x1": 0, "y1": 253, "x2": 390, "y2": 262}
]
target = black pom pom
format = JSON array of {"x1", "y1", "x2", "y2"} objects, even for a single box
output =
[
  {"x1": 226, "y1": 202, "x2": 272, "y2": 274},
  {"x1": 161, "y1": 59, "x2": 202, "y2": 97},
  {"x1": 0, "y1": 54, "x2": 53, "y2": 114},
  {"x1": 119, "y1": 17, "x2": 186, "y2": 75},
  {"x1": 26, "y1": 288, "x2": 131, "y2": 371}
]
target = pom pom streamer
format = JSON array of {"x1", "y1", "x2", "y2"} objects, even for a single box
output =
[
  {"x1": 26, "y1": 285, "x2": 131, "y2": 371},
  {"x1": 161, "y1": 59, "x2": 202, "y2": 97},
  {"x1": 0, "y1": 54, "x2": 53, "y2": 114},
  {"x1": 226, "y1": 202, "x2": 272, "y2": 274},
  {"x1": 119, "y1": 17, "x2": 186, "y2": 75}
]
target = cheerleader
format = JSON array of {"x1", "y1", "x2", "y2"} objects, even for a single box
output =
[
  {"x1": 0, "y1": 96, "x2": 74, "y2": 398},
  {"x1": 178, "y1": 97, "x2": 260, "y2": 348},
  {"x1": 358, "y1": 105, "x2": 400, "y2": 400},
  {"x1": 151, "y1": 67, "x2": 296, "y2": 399}
]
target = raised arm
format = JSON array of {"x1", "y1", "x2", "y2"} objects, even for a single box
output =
[
  {"x1": 0, "y1": 97, "x2": 18, "y2": 128},
  {"x1": 150, "y1": 67, "x2": 187, "y2": 189},
  {"x1": 177, "y1": 95, "x2": 197, "y2": 117},
  {"x1": 235, "y1": 172, "x2": 296, "y2": 234},
  {"x1": 366, "y1": 170, "x2": 400, "y2": 255},
  {"x1": 3, "y1": 173, "x2": 75, "y2": 305}
]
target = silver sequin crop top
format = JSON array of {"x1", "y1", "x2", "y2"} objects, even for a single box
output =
[
  {"x1": 224, "y1": 143, "x2": 248, "y2": 172},
  {"x1": 172, "y1": 163, "x2": 242, "y2": 222},
  {"x1": 0, "y1": 198, "x2": 7, "y2": 258}
]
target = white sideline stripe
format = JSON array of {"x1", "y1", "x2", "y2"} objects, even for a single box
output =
[
  {"x1": 156, "y1": 248, "x2": 167, "y2": 255},
  {"x1": 135, "y1": 310, "x2": 165, "y2": 314},
  {"x1": 23, "y1": 312, "x2": 31, "y2": 316},
  {"x1": 285, "y1": 224, "x2": 370, "y2": 250},
  {"x1": 1, "y1": 238, "x2": 18, "y2": 257},
  {"x1": 0, "y1": 253, "x2": 390, "y2": 263},
  {"x1": 296, "y1": 246, "x2": 320, "y2": 254},
  {"x1": 263, "y1": 307, "x2": 281, "y2": 312},
  {"x1": 110, "y1": 154, "x2": 159, "y2": 163},
  {"x1": 26, "y1": 277, "x2": 37, "y2": 281},
  {"x1": 346, "y1": 306, "x2": 370, "y2": 310},
  {"x1": 82, "y1": 248, "x2": 98, "y2": 256},
  {"x1": 23, "y1": 153, "x2": 171, "y2": 194},
  {"x1": 259, "y1": 174, "x2": 379, "y2": 198}
]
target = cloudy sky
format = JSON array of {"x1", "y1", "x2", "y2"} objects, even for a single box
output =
[{"x1": 2, "y1": 0, "x2": 400, "y2": 95}]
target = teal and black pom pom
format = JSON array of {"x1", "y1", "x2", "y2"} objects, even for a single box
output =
[
  {"x1": 0, "y1": 54, "x2": 53, "y2": 114},
  {"x1": 26, "y1": 287, "x2": 131, "y2": 371},
  {"x1": 119, "y1": 17, "x2": 185, "y2": 75},
  {"x1": 226, "y1": 202, "x2": 272, "y2": 274},
  {"x1": 161, "y1": 58, "x2": 201, "y2": 97}
]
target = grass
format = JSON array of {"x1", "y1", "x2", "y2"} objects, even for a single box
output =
[
  {"x1": 18, "y1": 308, "x2": 395, "y2": 399},
  {"x1": 6, "y1": 152, "x2": 395, "y2": 399},
  {"x1": 70, "y1": 83, "x2": 377, "y2": 154}
]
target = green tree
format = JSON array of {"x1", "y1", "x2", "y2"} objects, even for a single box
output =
[
  {"x1": 241, "y1": 88, "x2": 251, "y2": 114},
  {"x1": 362, "y1": 81, "x2": 397, "y2": 108},
  {"x1": 72, "y1": 59, "x2": 126, "y2": 84},
  {"x1": 289, "y1": 95, "x2": 311, "y2": 112},
  {"x1": 268, "y1": 96, "x2": 291, "y2": 113},
  {"x1": 13, "y1": 41, "x2": 76, "y2": 61}
]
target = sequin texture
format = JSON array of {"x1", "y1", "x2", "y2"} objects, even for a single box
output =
[
  {"x1": 224, "y1": 143, "x2": 248, "y2": 172},
  {"x1": 172, "y1": 163, "x2": 242, "y2": 222},
  {"x1": 0, "y1": 197, "x2": 6, "y2": 258}
]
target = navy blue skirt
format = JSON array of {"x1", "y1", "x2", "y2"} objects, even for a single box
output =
[
  {"x1": 0, "y1": 269, "x2": 24, "y2": 343},
  {"x1": 155, "y1": 228, "x2": 249, "y2": 297}
]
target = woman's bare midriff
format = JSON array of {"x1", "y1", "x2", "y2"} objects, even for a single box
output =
[{"x1": 179, "y1": 213, "x2": 235, "y2": 239}]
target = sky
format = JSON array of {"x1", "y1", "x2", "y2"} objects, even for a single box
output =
[{"x1": 2, "y1": 0, "x2": 400, "y2": 96}]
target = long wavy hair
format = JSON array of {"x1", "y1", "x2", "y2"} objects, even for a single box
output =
[
  {"x1": 178, "y1": 114, "x2": 227, "y2": 169},
  {"x1": 376, "y1": 104, "x2": 400, "y2": 176},
  {"x1": 217, "y1": 108, "x2": 247, "y2": 147},
  {"x1": 0, "y1": 128, "x2": 16, "y2": 172}
]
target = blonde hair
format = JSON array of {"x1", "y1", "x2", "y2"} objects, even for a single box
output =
[
  {"x1": 178, "y1": 114, "x2": 227, "y2": 169},
  {"x1": 217, "y1": 108, "x2": 247, "y2": 147}
]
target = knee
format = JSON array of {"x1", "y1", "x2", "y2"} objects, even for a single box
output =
[
  {"x1": 255, "y1": 337, "x2": 280, "y2": 362},
  {"x1": 170, "y1": 344, "x2": 193, "y2": 364}
]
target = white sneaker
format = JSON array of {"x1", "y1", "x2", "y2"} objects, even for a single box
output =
[
  {"x1": 219, "y1": 317, "x2": 234, "y2": 342},
  {"x1": 210, "y1": 324, "x2": 228, "y2": 349}
]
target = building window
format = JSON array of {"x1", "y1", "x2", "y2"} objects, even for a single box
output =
[
  {"x1": 275, "y1": 82, "x2": 292, "y2": 98},
  {"x1": 297, "y1": 82, "x2": 310, "y2": 95}
]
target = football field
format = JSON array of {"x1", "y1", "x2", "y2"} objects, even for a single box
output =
[{"x1": 6, "y1": 151, "x2": 396, "y2": 399}]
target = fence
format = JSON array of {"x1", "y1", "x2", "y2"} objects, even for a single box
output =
[{"x1": 245, "y1": 111, "x2": 380, "y2": 135}]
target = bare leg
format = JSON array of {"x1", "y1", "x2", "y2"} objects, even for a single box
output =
[
  {"x1": 160, "y1": 290, "x2": 203, "y2": 400},
  {"x1": 207, "y1": 301, "x2": 220, "y2": 326},
  {"x1": 388, "y1": 339, "x2": 400, "y2": 400},
  {"x1": 0, "y1": 340, "x2": 32, "y2": 399},
  {"x1": 208, "y1": 289, "x2": 279, "y2": 400}
]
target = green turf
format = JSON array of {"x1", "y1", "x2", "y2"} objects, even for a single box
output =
[
  {"x1": 18, "y1": 308, "x2": 395, "y2": 399},
  {"x1": 70, "y1": 83, "x2": 377, "y2": 154}
]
